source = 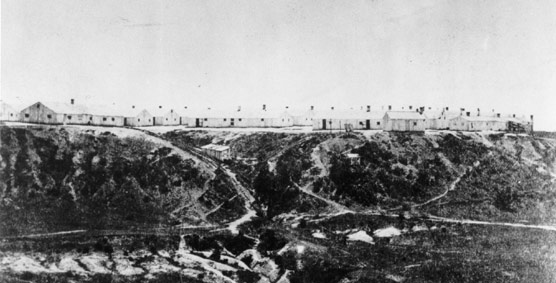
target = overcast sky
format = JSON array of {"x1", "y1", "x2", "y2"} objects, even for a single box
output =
[{"x1": 2, "y1": 0, "x2": 556, "y2": 130}]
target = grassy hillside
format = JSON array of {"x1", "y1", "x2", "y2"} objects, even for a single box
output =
[{"x1": 0, "y1": 126, "x2": 245, "y2": 236}]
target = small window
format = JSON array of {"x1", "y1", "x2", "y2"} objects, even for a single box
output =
[
  {"x1": 67, "y1": 115, "x2": 72, "y2": 120},
  {"x1": 377, "y1": 121, "x2": 381, "y2": 125},
  {"x1": 111, "y1": 117, "x2": 115, "y2": 121},
  {"x1": 25, "y1": 114, "x2": 30, "y2": 118},
  {"x1": 261, "y1": 118, "x2": 264, "y2": 121},
  {"x1": 89, "y1": 117, "x2": 92, "y2": 120},
  {"x1": 36, "y1": 104, "x2": 40, "y2": 108},
  {"x1": 239, "y1": 118, "x2": 242, "y2": 121},
  {"x1": 149, "y1": 119, "x2": 151, "y2": 122},
  {"x1": 103, "y1": 117, "x2": 107, "y2": 121},
  {"x1": 224, "y1": 118, "x2": 227, "y2": 121},
  {"x1": 47, "y1": 114, "x2": 52, "y2": 119},
  {"x1": 138, "y1": 118, "x2": 141, "y2": 122},
  {"x1": 166, "y1": 118, "x2": 168, "y2": 121},
  {"x1": 413, "y1": 122, "x2": 417, "y2": 126},
  {"x1": 204, "y1": 118, "x2": 207, "y2": 121},
  {"x1": 77, "y1": 115, "x2": 83, "y2": 120},
  {"x1": 282, "y1": 119, "x2": 284, "y2": 122},
  {"x1": 10, "y1": 113, "x2": 13, "y2": 117}
]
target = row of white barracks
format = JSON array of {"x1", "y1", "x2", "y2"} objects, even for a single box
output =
[{"x1": 0, "y1": 100, "x2": 533, "y2": 133}]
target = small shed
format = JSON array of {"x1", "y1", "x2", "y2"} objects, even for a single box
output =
[
  {"x1": 383, "y1": 111, "x2": 426, "y2": 132},
  {"x1": 345, "y1": 153, "x2": 361, "y2": 165},
  {"x1": 201, "y1": 144, "x2": 231, "y2": 160}
]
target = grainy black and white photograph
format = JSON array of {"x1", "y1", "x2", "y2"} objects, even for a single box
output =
[{"x1": 1, "y1": 0, "x2": 556, "y2": 282}]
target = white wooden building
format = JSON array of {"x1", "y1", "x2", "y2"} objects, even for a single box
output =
[
  {"x1": 19, "y1": 100, "x2": 125, "y2": 126},
  {"x1": 290, "y1": 106, "x2": 315, "y2": 127},
  {"x1": 201, "y1": 144, "x2": 231, "y2": 160},
  {"x1": 0, "y1": 102, "x2": 20, "y2": 121},
  {"x1": 150, "y1": 106, "x2": 182, "y2": 126},
  {"x1": 182, "y1": 106, "x2": 295, "y2": 128},
  {"x1": 383, "y1": 111, "x2": 426, "y2": 132},
  {"x1": 312, "y1": 107, "x2": 385, "y2": 131}
]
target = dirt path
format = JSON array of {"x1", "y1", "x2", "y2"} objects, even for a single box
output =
[
  {"x1": 222, "y1": 167, "x2": 257, "y2": 234},
  {"x1": 295, "y1": 183, "x2": 353, "y2": 214},
  {"x1": 412, "y1": 174, "x2": 465, "y2": 208},
  {"x1": 412, "y1": 154, "x2": 487, "y2": 209},
  {"x1": 310, "y1": 144, "x2": 328, "y2": 178},
  {"x1": 427, "y1": 215, "x2": 556, "y2": 232}
]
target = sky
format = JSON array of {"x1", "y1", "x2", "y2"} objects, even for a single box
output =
[{"x1": 2, "y1": 0, "x2": 556, "y2": 130}]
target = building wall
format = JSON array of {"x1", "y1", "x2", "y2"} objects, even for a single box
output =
[
  {"x1": 383, "y1": 118, "x2": 426, "y2": 132},
  {"x1": 0, "y1": 105, "x2": 20, "y2": 121},
  {"x1": 292, "y1": 115, "x2": 313, "y2": 126},
  {"x1": 193, "y1": 115, "x2": 294, "y2": 128},
  {"x1": 163, "y1": 111, "x2": 181, "y2": 126},
  {"x1": 20, "y1": 102, "x2": 61, "y2": 124},
  {"x1": 91, "y1": 115, "x2": 125, "y2": 127},
  {"x1": 312, "y1": 118, "x2": 383, "y2": 130},
  {"x1": 61, "y1": 113, "x2": 94, "y2": 125},
  {"x1": 449, "y1": 116, "x2": 508, "y2": 131},
  {"x1": 180, "y1": 117, "x2": 196, "y2": 127},
  {"x1": 202, "y1": 148, "x2": 231, "y2": 160},
  {"x1": 135, "y1": 111, "x2": 155, "y2": 127}
]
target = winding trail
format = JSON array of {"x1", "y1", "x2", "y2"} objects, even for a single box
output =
[
  {"x1": 412, "y1": 173, "x2": 465, "y2": 208},
  {"x1": 222, "y1": 167, "x2": 257, "y2": 234}
]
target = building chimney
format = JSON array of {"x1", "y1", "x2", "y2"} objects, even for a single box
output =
[
  {"x1": 513, "y1": 114, "x2": 515, "y2": 118},
  {"x1": 71, "y1": 99, "x2": 74, "y2": 105},
  {"x1": 428, "y1": 107, "x2": 431, "y2": 110},
  {"x1": 331, "y1": 106, "x2": 334, "y2": 110},
  {"x1": 262, "y1": 104, "x2": 266, "y2": 111},
  {"x1": 238, "y1": 106, "x2": 241, "y2": 112},
  {"x1": 132, "y1": 105, "x2": 135, "y2": 109},
  {"x1": 496, "y1": 113, "x2": 500, "y2": 118},
  {"x1": 388, "y1": 105, "x2": 392, "y2": 110},
  {"x1": 445, "y1": 106, "x2": 449, "y2": 111},
  {"x1": 310, "y1": 105, "x2": 314, "y2": 111},
  {"x1": 159, "y1": 105, "x2": 162, "y2": 109},
  {"x1": 466, "y1": 112, "x2": 470, "y2": 117},
  {"x1": 286, "y1": 106, "x2": 289, "y2": 109},
  {"x1": 530, "y1": 115, "x2": 534, "y2": 120},
  {"x1": 477, "y1": 108, "x2": 480, "y2": 116},
  {"x1": 184, "y1": 106, "x2": 187, "y2": 109},
  {"x1": 366, "y1": 105, "x2": 371, "y2": 112}
]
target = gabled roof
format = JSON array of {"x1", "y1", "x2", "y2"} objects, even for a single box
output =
[
  {"x1": 384, "y1": 111, "x2": 425, "y2": 120},
  {"x1": 345, "y1": 153, "x2": 360, "y2": 159},
  {"x1": 201, "y1": 144, "x2": 230, "y2": 151},
  {"x1": 149, "y1": 107, "x2": 181, "y2": 117},
  {"x1": 23, "y1": 101, "x2": 124, "y2": 117},
  {"x1": 39, "y1": 102, "x2": 90, "y2": 115}
]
